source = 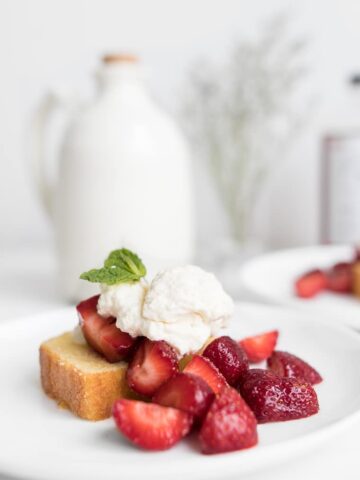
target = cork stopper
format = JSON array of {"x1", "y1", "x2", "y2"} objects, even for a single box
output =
[{"x1": 102, "y1": 53, "x2": 138, "y2": 64}]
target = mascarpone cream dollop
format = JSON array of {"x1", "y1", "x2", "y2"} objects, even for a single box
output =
[
  {"x1": 97, "y1": 280, "x2": 148, "y2": 338},
  {"x1": 97, "y1": 265, "x2": 234, "y2": 356}
]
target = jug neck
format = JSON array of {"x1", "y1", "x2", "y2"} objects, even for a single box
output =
[{"x1": 95, "y1": 55, "x2": 146, "y2": 97}]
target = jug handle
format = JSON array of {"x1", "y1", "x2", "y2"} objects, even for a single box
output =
[{"x1": 29, "y1": 90, "x2": 78, "y2": 218}]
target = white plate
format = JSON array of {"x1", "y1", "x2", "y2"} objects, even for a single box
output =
[
  {"x1": 240, "y1": 245, "x2": 360, "y2": 329},
  {"x1": 1, "y1": 303, "x2": 360, "y2": 480}
]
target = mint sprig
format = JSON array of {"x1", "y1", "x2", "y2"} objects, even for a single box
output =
[{"x1": 80, "y1": 248, "x2": 147, "y2": 285}]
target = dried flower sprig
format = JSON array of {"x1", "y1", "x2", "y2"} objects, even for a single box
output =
[{"x1": 181, "y1": 15, "x2": 306, "y2": 243}]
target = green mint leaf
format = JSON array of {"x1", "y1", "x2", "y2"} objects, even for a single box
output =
[
  {"x1": 80, "y1": 267, "x2": 140, "y2": 285},
  {"x1": 80, "y1": 248, "x2": 147, "y2": 285},
  {"x1": 104, "y1": 248, "x2": 146, "y2": 277}
]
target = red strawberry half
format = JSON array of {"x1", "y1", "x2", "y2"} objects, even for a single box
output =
[
  {"x1": 203, "y1": 336, "x2": 249, "y2": 386},
  {"x1": 76, "y1": 295, "x2": 136, "y2": 363},
  {"x1": 199, "y1": 387, "x2": 258, "y2": 454},
  {"x1": 238, "y1": 369, "x2": 319, "y2": 423},
  {"x1": 127, "y1": 338, "x2": 179, "y2": 397},
  {"x1": 239, "y1": 330, "x2": 279, "y2": 363},
  {"x1": 184, "y1": 355, "x2": 228, "y2": 394},
  {"x1": 153, "y1": 372, "x2": 214, "y2": 422},
  {"x1": 267, "y1": 351, "x2": 322, "y2": 385},
  {"x1": 295, "y1": 269, "x2": 327, "y2": 298},
  {"x1": 113, "y1": 399, "x2": 192, "y2": 451},
  {"x1": 326, "y1": 262, "x2": 353, "y2": 293}
]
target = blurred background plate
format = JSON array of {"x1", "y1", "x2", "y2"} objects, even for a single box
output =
[{"x1": 239, "y1": 245, "x2": 360, "y2": 328}]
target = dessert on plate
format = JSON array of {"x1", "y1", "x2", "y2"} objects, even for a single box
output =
[
  {"x1": 40, "y1": 248, "x2": 322, "y2": 454},
  {"x1": 40, "y1": 248, "x2": 233, "y2": 420}
]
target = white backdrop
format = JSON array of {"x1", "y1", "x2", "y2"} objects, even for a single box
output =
[{"x1": 1, "y1": 0, "x2": 360, "y2": 252}]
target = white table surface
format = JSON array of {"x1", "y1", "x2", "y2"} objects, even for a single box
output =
[{"x1": 1, "y1": 245, "x2": 359, "y2": 480}]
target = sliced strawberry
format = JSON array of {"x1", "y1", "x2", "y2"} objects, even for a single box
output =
[
  {"x1": 267, "y1": 350, "x2": 322, "y2": 385},
  {"x1": 113, "y1": 399, "x2": 192, "y2": 451},
  {"x1": 76, "y1": 295, "x2": 136, "y2": 363},
  {"x1": 295, "y1": 269, "x2": 327, "y2": 298},
  {"x1": 199, "y1": 387, "x2": 258, "y2": 454},
  {"x1": 98, "y1": 322, "x2": 137, "y2": 363},
  {"x1": 203, "y1": 336, "x2": 249, "y2": 386},
  {"x1": 153, "y1": 372, "x2": 214, "y2": 422},
  {"x1": 326, "y1": 262, "x2": 352, "y2": 293},
  {"x1": 127, "y1": 338, "x2": 179, "y2": 397},
  {"x1": 184, "y1": 355, "x2": 228, "y2": 394},
  {"x1": 239, "y1": 330, "x2": 279, "y2": 363},
  {"x1": 238, "y1": 369, "x2": 319, "y2": 423},
  {"x1": 354, "y1": 246, "x2": 360, "y2": 262},
  {"x1": 76, "y1": 295, "x2": 104, "y2": 352}
]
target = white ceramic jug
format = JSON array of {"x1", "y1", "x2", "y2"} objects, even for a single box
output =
[{"x1": 31, "y1": 54, "x2": 194, "y2": 301}]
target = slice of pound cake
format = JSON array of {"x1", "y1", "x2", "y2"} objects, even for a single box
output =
[{"x1": 40, "y1": 332, "x2": 132, "y2": 421}]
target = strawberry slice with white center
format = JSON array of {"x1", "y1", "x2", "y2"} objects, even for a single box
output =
[
  {"x1": 76, "y1": 295, "x2": 136, "y2": 363},
  {"x1": 239, "y1": 330, "x2": 279, "y2": 363},
  {"x1": 184, "y1": 355, "x2": 228, "y2": 394},
  {"x1": 126, "y1": 338, "x2": 179, "y2": 397},
  {"x1": 113, "y1": 399, "x2": 193, "y2": 451}
]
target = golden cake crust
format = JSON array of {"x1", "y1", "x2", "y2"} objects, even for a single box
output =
[
  {"x1": 353, "y1": 262, "x2": 360, "y2": 298},
  {"x1": 39, "y1": 332, "x2": 132, "y2": 421}
]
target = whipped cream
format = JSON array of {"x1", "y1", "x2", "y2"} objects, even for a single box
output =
[
  {"x1": 97, "y1": 280, "x2": 149, "y2": 338},
  {"x1": 97, "y1": 265, "x2": 233, "y2": 356}
]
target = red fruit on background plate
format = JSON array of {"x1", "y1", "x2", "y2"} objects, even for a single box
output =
[
  {"x1": 239, "y1": 330, "x2": 279, "y2": 363},
  {"x1": 354, "y1": 246, "x2": 360, "y2": 262},
  {"x1": 184, "y1": 355, "x2": 228, "y2": 394},
  {"x1": 127, "y1": 338, "x2": 179, "y2": 396},
  {"x1": 238, "y1": 369, "x2": 319, "y2": 423},
  {"x1": 267, "y1": 351, "x2": 322, "y2": 385},
  {"x1": 199, "y1": 387, "x2": 258, "y2": 454},
  {"x1": 76, "y1": 295, "x2": 136, "y2": 363},
  {"x1": 113, "y1": 399, "x2": 192, "y2": 451},
  {"x1": 295, "y1": 269, "x2": 327, "y2": 298},
  {"x1": 153, "y1": 372, "x2": 214, "y2": 422},
  {"x1": 326, "y1": 262, "x2": 352, "y2": 293},
  {"x1": 203, "y1": 336, "x2": 249, "y2": 386}
]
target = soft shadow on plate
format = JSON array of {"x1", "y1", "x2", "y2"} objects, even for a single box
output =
[
  {"x1": 100, "y1": 425, "x2": 200, "y2": 453},
  {"x1": 100, "y1": 427, "x2": 128, "y2": 448}
]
